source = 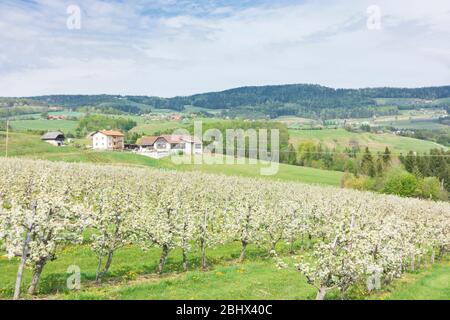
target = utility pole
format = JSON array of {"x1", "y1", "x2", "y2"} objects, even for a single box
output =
[
  {"x1": 5, "y1": 103, "x2": 11, "y2": 158},
  {"x1": 5, "y1": 118, "x2": 9, "y2": 158}
]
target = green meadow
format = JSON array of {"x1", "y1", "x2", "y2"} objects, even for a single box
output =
[
  {"x1": 1, "y1": 131, "x2": 448, "y2": 301},
  {"x1": 289, "y1": 128, "x2": 446, "y2": 154},
  {"x1": 1, "y1": 241, "x2": 447, "y2": 300},
  {"x1": 9, "y1": 119, "x2": 79, "y2": 134},
  {"x1": 0, "y1": 131, "x2": 343, "y2": 186}
]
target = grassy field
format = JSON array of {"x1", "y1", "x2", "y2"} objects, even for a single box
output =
[
  {"x1": 289, "y1": 128, "x2": 447, "y2": 154},
  {"x1": 381, "y1": 120, "x2": 448, "y2": 130},
  {"x1": 9, "y1": 119, "x2": 79, "y2": 134},
  {"x1": 1, "y1": 241, "x2": 447, "y2": 300},
  {"x1": 273, "y1": 116, "x2": 321, "y2": 129},
  {"x1": 334, "y1": 108, "x2": 448, "y2": 130},
  {"x1": 0, "y1": 132, "x2": 343, "y2": 186},
  {"x1": 130, "y1": 120, "x2": 189, "y2": 135},
  {"x1": 0, "y1": 131, "x2": 448, "y2": 300},
  {"x1": 0, "y1": 242, "x2": 313, "y2": 300},
  {"x1": 130, "y1": 117, "x2": 222, "y2": 135},
  {"x1": 375, "y1": 261, "x2": 450, "y2": 300}
]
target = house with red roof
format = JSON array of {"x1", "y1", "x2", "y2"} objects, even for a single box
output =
[
  {"x1": 138, "y1": 134, "x2": 203, "y2": 157},
  {"x1": 92, "y1": 130, "x2": 125, "y2": 151}
]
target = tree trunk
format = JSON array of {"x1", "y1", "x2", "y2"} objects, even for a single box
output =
[
  {"x1": 438, "y1": 246, "x2": 445, "y2": 259},
  {"x1": 270, "y1": 240, "x2": 278, "y2": 254},
  {"x1": 182, "y1": 222, "x2": 188, "y2": 272},
  {"x1": 95, "y1": 256, "x2": 103, "y2": 282},
  {"x1": 316, "y1": 286, "x2": 327, "y2": 300},
  {"x1": 290, "y1": 236, "x2": 296, "y2": 253},
  {"x1": 431, "y1": 248, "x2": 435, "y2": 264},
  {"x1": 182, "y1": 247, "x2": 188, "y2": 272},
  {"x1": 14, "y1": 234, "x2": 31, "y2": 300},
  {"x1": 410, "y1": 254, "x2": 415, "y2": 271},
  {"x1": 95, "y1": 251, "x2": 114, "y2": 282},
  {"x1": 13, "y1": 202, "x2": 36, "y2": 300},
  {"x1": 201, "y1": 238, "x2": 207, "y2": 270},
  {"x1": 300, "y1": 233, "x2": 304, "y2": 250},
  {"x1": 104, "y1": 251, "x2": 114, "y2": 274},
  {"x1": 28, "y1": 259, "x2": 46, "y2": 295},
  {"x1": 158, "y1": 245, "x2": 169, "y2": 274},
  {"x1": 201, "y1": 210, "x2": 208, "y2": 270},
  {"x1": 239, "y1": 241, "x2": 248, "y2": 262}
]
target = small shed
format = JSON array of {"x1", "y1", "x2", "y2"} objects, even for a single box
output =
[{"x1": 41, "y1": 131, "x2": 65, "y2": 146}]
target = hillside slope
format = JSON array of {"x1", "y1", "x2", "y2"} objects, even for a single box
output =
[
  {"x1": 289, "y1": 128, "x2": 448, "y2": 154},
  {"x1": 0, "y1": 131, "x2": 343, "y2": 186},
  {"x1": 15, "y1": 84, "x2": 449, "y2": 119}
]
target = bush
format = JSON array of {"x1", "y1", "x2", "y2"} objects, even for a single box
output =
[
  {"x1": 416, "y1": 177, "x2": 447, "y2": 201},
  {"x1": 341, "y1": 173, "x2": 374, "y2": 191},
  {"x1": 383, "y1": 170, "x2": 418, "y2": 197}
]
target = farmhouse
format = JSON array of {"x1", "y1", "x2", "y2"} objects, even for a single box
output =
[
  {"x1": 138, "y1": 134, "x2": 203, "y2": 157},
  {"x1": 47, "y1": 114, "x2": 67, "y2": 120},
  {"x1": 92, "y1": 130, "x2": 125, "y2": 150},
  {"x1": 41, "y1": 131, "x2": 65, "y2": 146}
]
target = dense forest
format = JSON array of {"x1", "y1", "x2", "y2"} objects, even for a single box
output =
[{"x1": 2, "y1": 84, "x2": 450, "y2": 119}]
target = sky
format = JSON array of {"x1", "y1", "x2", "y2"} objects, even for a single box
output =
[{"x1": 0, "y1": 0, "x2": 450, "y2": 97}]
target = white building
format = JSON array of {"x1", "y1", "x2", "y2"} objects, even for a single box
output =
[
  {"x1": 138, "y1": 135, "x2": 203, "y2": 157},
  {"x1": 92, "y1": 130, "x2": 125, "y2": 150}
]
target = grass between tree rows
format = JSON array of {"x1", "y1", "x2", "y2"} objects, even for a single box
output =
[
  {"x1": 1, "y1": 241, "x2": 448, "y2": 300},
  {"x1": 0, "y1": 131, "x2": 448, "y2": 300}
]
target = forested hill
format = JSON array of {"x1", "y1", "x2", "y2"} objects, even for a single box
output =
[
  {"x1": 4, "y1": 84, "x2": 450, "y2": 119},
  {"x1": 171, "y1": 84, "x2": 450, "y2": 109}
]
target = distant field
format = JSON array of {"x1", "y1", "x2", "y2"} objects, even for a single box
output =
[
  {"x1": 289, "y1": 128, "x2": 447, "y2": 154},
  {"x1": 341, "y1": 108, "x2": 447, "y2": 130},
  {"x1": 375, "y1": 98, "x2": 450, "y2": 108},
  {"x1": 0, "y1": 131, "x2": 82, "y2": 157},
  {"x1": 383, "y1": 120, "x2": 448, "y2": 130},
  {"x1": 9, "y1": 119, "x2": 79, "y2": 134},
  {"x1": 130, "y1": 120, "x2": 190, "y2": 135},
  {"x1": 183, "y1": 105, "x2": 224, "y2": 115},
  {"x1": 48, "y1": 110, "x2": 84, "y2": 117},
  {"x1": 0, "y1": 132, "x2": 343, "y2": 186},
  {"x1": 130, "y1": 117, "x2": 222, "y2": 135},
  {"x1": 273, "y1": 116, "x2": 321, "y2": 129}
]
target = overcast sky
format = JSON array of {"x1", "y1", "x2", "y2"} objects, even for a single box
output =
[{"x1": 1, "y1": 0, "x2": 450, "y2": 97}]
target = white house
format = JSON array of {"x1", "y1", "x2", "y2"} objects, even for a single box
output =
[
  {"x1": 92, "y1": 130, "x2": 125, "y2": 150},
  {"x1": 41, "y1": 131, "x2": 65, "y2": 146},
  {"x1": 138, "y1": 134, "x2": 202, "y2": 157}
]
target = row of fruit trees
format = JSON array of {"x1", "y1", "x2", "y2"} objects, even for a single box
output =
[{"x1": 0, "y1": 158, "x2": 449, "y2": 299}]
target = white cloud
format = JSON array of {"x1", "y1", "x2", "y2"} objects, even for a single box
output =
[{"x1": 0, "y1": 0, "x2": 450, "y2": 96}]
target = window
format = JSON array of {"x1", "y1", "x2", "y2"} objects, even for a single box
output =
[
  {"x1": 195, "y1": 144, "x2": 202, "y2": 149},
  {"x1": 172, "y1": 143, "x2": 185, "y2": 149}
]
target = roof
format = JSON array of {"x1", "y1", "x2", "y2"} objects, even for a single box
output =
[
  {"x1": 41, "y1": 131, "x2": 65, "y2": 140},
  {"x1": 138, "y1": 135, "x2": 202, "y2": 146},
  {"x1": 159, "y1": 135, "x2": 202, "y2": 144},
  {"x1": 139, "y1": 136, "x2": 158, "y2": 146},
  {"x1": 94, "y1": 130, "x2": 124, "y2": 137}
]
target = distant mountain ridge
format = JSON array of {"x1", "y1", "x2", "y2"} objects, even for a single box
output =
[{"x1": 2, "y1": 84, "x2": 450, "y2": 119}]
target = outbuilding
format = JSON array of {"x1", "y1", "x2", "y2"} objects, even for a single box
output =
[{"x1": 41, "y1": 131, "x2": 65, "y2": 146}]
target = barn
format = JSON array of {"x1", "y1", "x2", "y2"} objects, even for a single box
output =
[{"x1": 41, "y1": 131, "x2": 65, "y2": 146}]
